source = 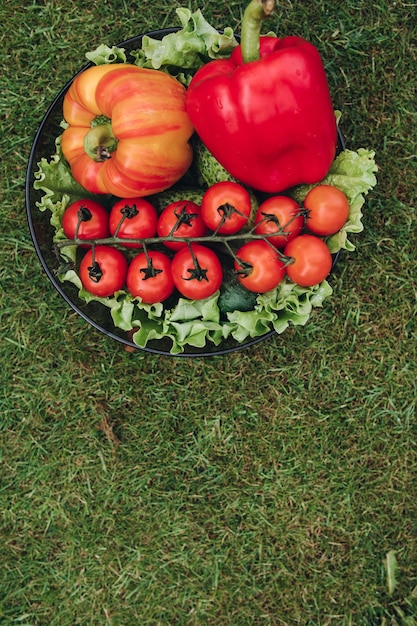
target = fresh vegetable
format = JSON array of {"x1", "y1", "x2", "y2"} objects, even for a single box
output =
[
  {"x1": 284, "y1": 234, "x2": 332, "y2": 287},
  {"x1": 79, "y1": 246, "x2": 128, "y2": 297},
  {"x1": 62, "y1": 199, "x2": 110, "y2": 244},
  {"x1": 126, "y1": 250, "x2": 175, "y2": 303},
  {"x1": 254, "y1": 196, "x2": 304, "y2": 249},
  {"x1": 171, "y1": 244, "x2": 223, "y2": 300},
  {"x1": 218, "y1": 267, "x2": 258, "y2": 314},
  {"x1": 234, "y1": 240, "x2": 286, "y2": 293},
  {"x1": 61, "y1": 63, "x2": 194, "y2": 197},
  {"x1": 109, "y1": 198, "x2": 158, "y2": 248},
  {"x1": 147, "y1": 188, "x2": 205, "y2": 213},
  {"x1": 201, "y1": 181, "x2": 252, "y2": 235},
  {"x1": 157, "y1": 201, "x2": 207, "y2": 250},
  {"x1": 185, "y1": 0, "x2": 337, "y2": 193},
  {"x1": 130, "y1": 8, "x2": 238, "y2": 81},
  {"x1": 191, "y1": 134, "x2": 238, "y2": 188},
  {"x1": 303, "y1": 184, "x2": 350, "y2": 236}
]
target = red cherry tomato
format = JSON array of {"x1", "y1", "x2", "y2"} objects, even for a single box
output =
[
  {"x1": 171, "y1": 244, "x2": 223, "y2": 300},
  {"x1": 254, "y1": 196, "x2": 304, "y2": 248},
  {"x1": 79, "y1": 245, "x2": 128, "y2": 297},
  {"x1": 157, "y1": 201, "x2": 207, "y2": 250},
  {"x1": 126, "y1": 250, "x2": 174, "y2": 303},
  {"x1": 62, "y1": 199, "x2": 110, "y2": 245},
  {"x1": 284, "y1": 234, "x2": 332, "y2": 287},
  {"x1": 304, "y1": 185, "x2": 350, "y2": 236},
  {"x1": 201, "y1": 181, "x2": 251, "y2": 234},
  {"x1": 109, "y1": 197, "x2": 158, "y2": 248},
  {"x1": 234, "y1": 240, "x2": 285, "y2": 293}
]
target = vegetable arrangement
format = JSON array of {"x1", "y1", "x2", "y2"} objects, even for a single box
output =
[{"x1": 33, "y1": 1, "x2": 378, "y2": 354}]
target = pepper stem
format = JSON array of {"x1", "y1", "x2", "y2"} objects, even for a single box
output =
[
  {"x1": 241, "y1": 0, "x2": 275, "y2": 63},
  {"x1": 84, "y1": 123, "x2": 117, "y2": 162}
]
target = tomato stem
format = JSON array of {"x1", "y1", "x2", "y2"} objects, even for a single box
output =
[
  {"x1": 56, "y1": 230, "x2": 292, "y2": 250},
  {"x1": 211, "y1": 202, "x2": 249, "y2": 236},
  {"x1": 87, "y1": 245, "x2": 103, "y2": 283},
  {"x1": 75, "y1": 205, "x2": 93, "y2": 239},
  {"x1": 185, "y1": 243, "x2": 209, "y2": 282},
  {"x1": 113, "y1": 203, "x2": 139, "y2": 238},
  {"x1": 87, "y1": 262, "x2": 104, "y2": 282},
  {"x1": 140, "y1": 257, "x2": 163, "y2": 281},
  {"x1": 223, "y1": 240, "x2": 239, "y2": 262},
  {"x1": 248, "y1": 209, "x2": 305, "y2": 237},
  {"x1": 169, "y1": 203, "x2": 199, "y2": 236},
  {"x1": 235, "y1": 257, "x2": 253, "y2": 277},
  {"x1": 121, "y1": 203, "x2": 139, "y2": 219}
]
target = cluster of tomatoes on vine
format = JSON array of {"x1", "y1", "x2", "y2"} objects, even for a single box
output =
[{"x1": 59, "y1": 180, "x2": 350, "y2": 304}]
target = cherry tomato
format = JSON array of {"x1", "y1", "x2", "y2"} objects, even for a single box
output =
[
  {"x1": 171, "y1": 244, "x2": 223, "y2": 300},
  {"x1": 62, "y1": 199, "x2": 110, "y2": 245},
  {"x1": 201, "y1": 181, "x2": 251, "y2": 234},
  {"x1": 126, "y1": 250, "x2": 174, "y2": 303},
  {"x1": 157, "y1": 201, "x2": 207, "y2": 250},
  {"x1": 284, "y1": 234, "x2": 332, "y2": 287},
  {"x1": 109, "y1": 198, "x2": 158, "y2": 248},
  {"x1": 79, "y1": 245, "x2": 128, "y2": 297},
  {"x1": 254, "y1": 196, "x2": 304, "y2": 248},
  {"x1": 304, "y1": 185, "x2": 350, "y2": 236},
  {"x1": 234, "y1": 240, "x2": 285, "y2": 293}
]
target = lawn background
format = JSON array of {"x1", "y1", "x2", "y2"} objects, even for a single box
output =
[{"x1": 1, "y1": 0, "x2": 416, "y2": 624}]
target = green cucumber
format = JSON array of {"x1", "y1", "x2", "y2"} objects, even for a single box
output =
[
  {"x1": 191, "y1": 134, "x2": 235, "y2": 187},
  {"x1": 218, "y1": 267, "x2": 257, "y2": 315},
  {"x1": 148, "y1": 187, "x2": 205, "y2": 213}
]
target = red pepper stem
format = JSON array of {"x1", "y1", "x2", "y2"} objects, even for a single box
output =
[{"x1": 241, "y1": 0, "x2": 275, "y2": 63}]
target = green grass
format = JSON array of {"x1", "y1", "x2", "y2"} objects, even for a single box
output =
[{"x1": 1, "y1": 0, "x2": 417, "y2": 623}]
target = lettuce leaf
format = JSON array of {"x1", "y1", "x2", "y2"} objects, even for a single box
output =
[
  {"x1": 227, "y1": 279, "x2": 333, "y2": 342},
  {"x1": 129, "y1": 8, "x2": 238, "y2": 84},
  {"x1": 85, "y1": 44, "x2": 127, "y2": 65},
  {"x1": 34, "y1": 137, "x2": 103, "y2": 212}
]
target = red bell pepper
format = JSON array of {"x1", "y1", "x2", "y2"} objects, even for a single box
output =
[{"x1": 186, "y1": 0, "x2": 338, "y2": 193}]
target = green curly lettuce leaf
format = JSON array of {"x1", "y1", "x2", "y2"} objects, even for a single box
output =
[
  {"x1": 131, "y1": 294, "x2": 227, "y2": 354},
  {"x1": 129, "y1": 8, "x2": 238, "y2": 83},
  {"x1": 34, "y1": 137, "x2": 103, "y2": 213},
  {"x1": 128, "y1": 282, "x2": 332, "y2": 354},
  {"x1": 227, "y1": 279, "x2": 333, "y2": 343},
  {"x1": 85, "y1": 44, "x2": 127, "y2": 65},
  {"x1": 290, "y1": 148, "x2": 378, "y2": 253}
]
